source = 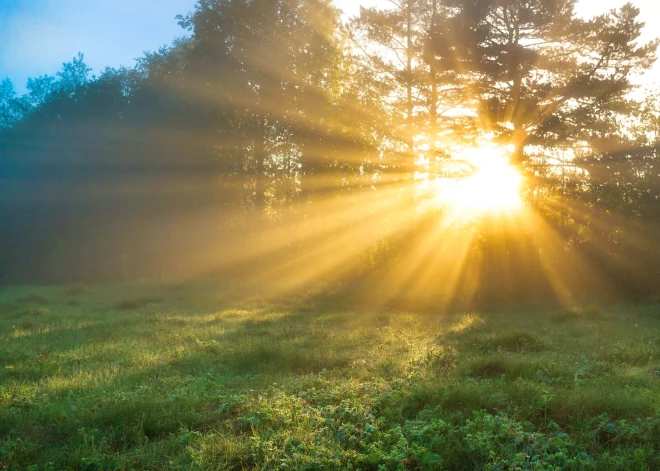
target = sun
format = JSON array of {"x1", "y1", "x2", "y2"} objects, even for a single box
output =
[{"x1": 435, "y1": 144, "x2": 524, "y2": 218}]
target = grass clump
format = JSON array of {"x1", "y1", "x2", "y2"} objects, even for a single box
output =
[
  {"x1": 114, "y1": 300, "x2": 141, "y2": 310},
  {"x1": 65, "y1": 284, "x2": 87, "y2": 296},
  {"x1": 15, "y1": 293, "x2": 48, "y2": 305},
  {"x1": 472, "y1": 330, "x2": 547, "y2": 353},
  {"x1": 551, "y1": 306, "x2": 602, "y2": 323},
  {"x1": 1, "y1": 283, "x2": 660, "y2": 470},
  {"x1": 114, "y1": 297, "x2": 163, "y2": 310}
]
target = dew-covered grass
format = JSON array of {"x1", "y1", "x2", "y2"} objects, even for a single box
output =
[{"x1": 2, "y1": 282, "x2": 660, "y2": 469}]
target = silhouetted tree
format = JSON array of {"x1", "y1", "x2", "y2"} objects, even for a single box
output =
[{"x1": 431, "y1": 0, "x2": 657, "y2": 166}]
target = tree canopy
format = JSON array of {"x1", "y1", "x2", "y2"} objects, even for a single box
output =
[{"x1": 0, "y1": 0, "x2": 658, "y2": 307}]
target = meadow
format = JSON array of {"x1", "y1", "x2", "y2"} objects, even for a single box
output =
[{"x1": 2, "y1": 281, "x2": 660, "y2": 470}]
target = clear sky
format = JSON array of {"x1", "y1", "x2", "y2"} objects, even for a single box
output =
[
  {"x1": 1, "y1": 0, "x2": 658, "y2": 94},
  {"x1": 0, "y1": 0, "x2": 197, "y2": 92}
]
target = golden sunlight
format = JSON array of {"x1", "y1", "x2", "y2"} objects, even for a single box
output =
[{"x1": 436, "y1": 144, "x2": 524, "y2": 218}]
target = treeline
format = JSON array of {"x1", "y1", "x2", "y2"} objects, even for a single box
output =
[{"x1": 1, "y1": 0, "x2": 659, "y2": 307}]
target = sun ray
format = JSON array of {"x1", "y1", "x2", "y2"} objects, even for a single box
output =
[{"x1": 433, "y1": 142, "x2": 525, "y2": 220}]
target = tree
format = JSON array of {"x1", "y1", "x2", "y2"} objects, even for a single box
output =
[
  {"x1": 56, "y1": 52, "x2": 93, "y2": 99},
  {"x1": 349, "y1": 0, "x2": 473, "y2": 181},
  {"x1": 350, "y1": 1, "x2": 427, "y2": 159},
  {"x1": 25, "y1": 75, "x2": 57, "y2": 109},
  {"x1": 430, "y1": 0, "x2": 658, "y2": 167},
  {"x1": 0, "y1": 78, "x2": 24, "y2": 128},
  {"x1": 178, "y1": 0, "x2": 363, "y2": 213}
]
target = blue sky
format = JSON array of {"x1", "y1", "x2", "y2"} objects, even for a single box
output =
[
  {"x1": 1, "y1": 0, "x2": 658, "y2": 95},
  {"x1": 0, "y1": 0, "x2": 196, "y2": 92}
]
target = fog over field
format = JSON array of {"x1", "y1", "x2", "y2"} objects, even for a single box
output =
[{"x1": 1, "y1": 0, "x2": 660, "y2": 469}]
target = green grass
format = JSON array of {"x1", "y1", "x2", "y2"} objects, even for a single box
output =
[{"x1": 2, "y1": 282, "x2": 660, "y2": 470}]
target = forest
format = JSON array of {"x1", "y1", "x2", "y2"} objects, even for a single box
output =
[
  {"x1": 1, "y1": 0, "x2": 659, "y2": 307},
  {"x1": 4, "y1": 0, "x2": 660, "y2": 469}
]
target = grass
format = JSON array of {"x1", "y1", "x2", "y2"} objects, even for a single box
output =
[{"x1": 2, "y1": 282, "x2": 660, "y2": 469}]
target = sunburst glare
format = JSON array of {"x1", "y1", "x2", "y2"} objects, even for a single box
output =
[{"x1": 434, "y1": 144, "x2": 524, "y2": 218}]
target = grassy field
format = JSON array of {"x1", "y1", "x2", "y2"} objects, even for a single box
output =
[{"x1": 2, "y1": 282, "x2": 660, "y2": 470}]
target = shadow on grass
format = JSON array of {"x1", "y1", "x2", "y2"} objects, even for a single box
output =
[{"x1": 3, "y1": 287, "x2": 660, "y2": 469}]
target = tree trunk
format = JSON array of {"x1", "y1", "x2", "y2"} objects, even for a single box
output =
[
  {"x1": 509, "y1": 13, "x2": 525, "y2": 167},
  {"x1": 430, "y1": 80, "x2": 437, "y2": 177},
  {"x1": 406, "y1": 0, "x2": 414, "y2": 155},
  {"x1": 254, "y1": 116, "x2": 267, "y2": 213},
  {"x1": 429, "y1": 0, "x2": 438, "y2": 179},
  {"x1": 512, "y1": 128, "x2": 527, "y2": 167}
]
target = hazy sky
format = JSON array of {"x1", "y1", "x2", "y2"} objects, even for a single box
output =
[{"x1": 0, "y1": 0, "x2": 658, "y2": 93}]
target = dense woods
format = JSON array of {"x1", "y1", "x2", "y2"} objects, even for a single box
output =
[{"x1": 1, "y1": 0, "x2": 659, "y2": 307}]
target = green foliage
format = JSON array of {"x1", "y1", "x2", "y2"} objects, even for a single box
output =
[{"x1": 0, "y1": 0, "x2": 659, "y2": 305}]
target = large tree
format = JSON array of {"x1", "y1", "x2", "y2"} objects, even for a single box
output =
[
  {"x1": 177, "y1": 0, "x2": 361, "y2": 213},
  {"x1": 349, "y1": 0, "x2": 462, "y2": 175},
  {"x1": 430, "y1": 0, "x2": 658, "y2": 167}
]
